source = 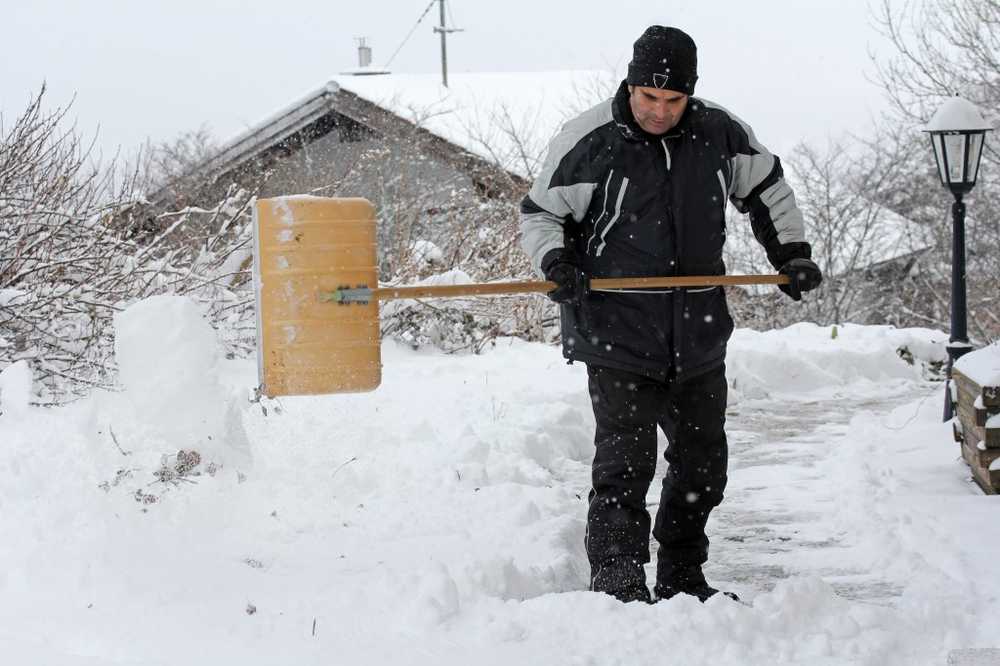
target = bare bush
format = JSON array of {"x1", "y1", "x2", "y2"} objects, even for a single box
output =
[
  {"x1": 0, "y1": 86, "x2": 260, "y2": 402},
  {"x1": 1, "y1": 86, "x2": 143, "y2": 399},
  {"x1": 143, "y1": 126, "x2": 220, "y2": 193}
]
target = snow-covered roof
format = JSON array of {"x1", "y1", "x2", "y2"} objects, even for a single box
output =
[
  {"x1": 723, "y1": 199, "x2": 930, "y2": 281},
  {"x1": 205, "y1": 70, "x2": 612, "y2": 183},
  {"x1": 816, "y1": 203, "x2": 933, "y2": 274},
  {"x1": 329, "y1": 71, "x2": 612, "y2": 178}
]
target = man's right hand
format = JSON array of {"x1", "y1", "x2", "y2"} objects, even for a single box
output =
[
  {"x1": 777, "y1": 257, "x2": 822, "y2": 301},
  {"x1": 541, "y1": 248, "x2": 589, "y2": 305}
]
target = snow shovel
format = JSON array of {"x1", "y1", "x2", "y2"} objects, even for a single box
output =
[{"x1": 252, "y1": 196, "x2": 789, "y2": 398}]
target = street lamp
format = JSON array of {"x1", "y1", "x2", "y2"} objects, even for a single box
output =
[{"x1": 923, "y1": 95, "x2": 992, "y2": 420}]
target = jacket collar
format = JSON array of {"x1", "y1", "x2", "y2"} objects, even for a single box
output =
[{"x1": 612, "y1": 80, "x2": 690, "y2": 142}]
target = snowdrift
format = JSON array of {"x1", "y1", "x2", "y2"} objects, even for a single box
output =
[{"x1": 3, "y1": 297, "x2": 997, "y2": 666}]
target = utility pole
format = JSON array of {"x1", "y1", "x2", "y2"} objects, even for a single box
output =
[{"x1": 432, "y1": 0, "x2": 462, "y2": 87}]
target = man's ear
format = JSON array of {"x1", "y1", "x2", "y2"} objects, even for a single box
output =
[{"x1": 627, "y1": 85, "x2": 634, "y2": 94}]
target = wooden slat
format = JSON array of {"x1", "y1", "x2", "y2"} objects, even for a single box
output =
[
  {"x1": 953, "y1": 369, "x2": 980, "y2": 408},
  {"x1": 961, "y1": 438, "x2": 998, "y2": 495},
  {"x1": 975, "y1": 404, "x2": 988, "y2": 428},
  {"x1": 956, "y1": 404, "x2": 1000, "y2": 448},
  {"x1": 964, "y1": 438, "x2": 1000, "y2": 469}
]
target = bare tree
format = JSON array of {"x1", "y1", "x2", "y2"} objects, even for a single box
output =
[
  {"x1": 870, "y1": 0, "x2": 1000, "y2": 341},
  {"x1": 872, "y1": 0, "x2": 1000, "y2": 134}
]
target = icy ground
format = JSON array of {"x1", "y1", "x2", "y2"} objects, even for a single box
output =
[{"x1": 2, "y1": 306, "x2": 999, "y2": 665}]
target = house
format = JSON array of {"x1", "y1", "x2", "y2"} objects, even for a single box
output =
[{"x1": 154, "y1": 69, "x2": 615, "y2": 214}]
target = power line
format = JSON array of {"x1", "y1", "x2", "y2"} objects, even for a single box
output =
[{"x1": 385, "y1": 0, "x2": 437, "y2": 68}]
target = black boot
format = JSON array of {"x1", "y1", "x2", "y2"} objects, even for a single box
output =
[
  {"x1": 653, "y1": 565, "x2": 738, "y2": 603},
  {"x1": 591, "y1": 558, "x2": 652, "y2": 604}
]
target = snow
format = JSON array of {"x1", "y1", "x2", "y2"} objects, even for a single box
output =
[
  {"x1": 409, "y1": 239, "x2": 445, "y2": 266},
  {"x1": 113, "y1": 295, "x2": 248, "y2": 466},
  {"x1": 988, "y1": 413, "x2": 1000, "y2": 430},
  {"x1": 380, "y1": 267, "x2": 476, "y2": 321},
  {"x1": 727, "y1": 323, "x2": 947, "y2": 399},
  {"x1": 924, "y1": 96, "x2": 992, "y2": 132},
  {"x1": 948, "y1": 649, "x2": 1000, "y2": 665},
  {"x1": 0, "y1": 359, "x2": 32, "y2": 417},
  {"x1": 955, "y1": 342, "x2": 1000, "y2": 388},
  {"x1": 2, "y1": 312, "x2": 998, "y2": 665},
  {"x1": 0, "y1": 287, "x2": 27, "y2": 307}
]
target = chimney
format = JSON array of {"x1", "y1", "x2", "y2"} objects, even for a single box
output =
[
  {"x1": 340, "y1": 37, "x2": 389, "y2": 76},
  {"x1": 357, "y1": 38, "x2": 372, "y2": 68}
]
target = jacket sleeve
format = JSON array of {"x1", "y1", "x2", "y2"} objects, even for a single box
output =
[
  {"x1": 722, "y1": 110, "x2": 812, "y2": 269},
  {"x1": 519, "y1": 120, "x2": 599, "y2": 276}
]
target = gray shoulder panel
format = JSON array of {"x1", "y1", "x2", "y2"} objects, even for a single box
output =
[
  {"x1": 697, "y1": 97, "x2": 806, "y2": 246},
  {"x1": 520, "y1": 99, "x2": 614, "y2": 275}
]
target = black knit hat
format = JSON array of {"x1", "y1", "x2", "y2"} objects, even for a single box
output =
[{"x1": 626, "y1": 26, "x2": 698, "y2": 95}]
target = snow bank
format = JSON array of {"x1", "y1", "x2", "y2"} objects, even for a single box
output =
[
  {"x1": 728, "y1": 323, "x2": 947, "y2": 399},
  {"x1": 955, "y1": 342, "x2": 1000, "y2": 387},
  {"x1": 113, "y1": 295, "x2": 247, "y2": 465},
  {"x1": 3, "y1": 321, "x2": 995, "y2": 665},
  {"x1": 0, "y1": 360, "x2": 32, "y2": 417}
]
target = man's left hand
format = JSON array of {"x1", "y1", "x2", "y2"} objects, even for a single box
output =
[{"x1": 778, "y1": 258, "x2": 822, "y2": 301}]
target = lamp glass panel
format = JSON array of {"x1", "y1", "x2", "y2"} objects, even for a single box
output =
[
  {"x1": 943, "y1": 133, "x2": 967, "y2": 183},
  {"x1": 931, "y1": 134, "x2": 948, "y2": 185},
  {"x1": 966, "y1": 132, "x2": 985, "y2": 185}
]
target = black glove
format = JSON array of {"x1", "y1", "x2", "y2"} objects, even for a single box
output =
[
  {"x1": 778, "y1": 257, "x2": 823, "y2": 301},
  {"x1": 541, "y1": 248, "x2": 589, "y2": 305}
]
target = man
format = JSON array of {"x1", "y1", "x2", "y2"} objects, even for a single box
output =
[{"x1": 520, "y1": 26, "x2": 822, "y2": 604}]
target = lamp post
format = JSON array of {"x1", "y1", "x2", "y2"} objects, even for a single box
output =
[{"x1": 923, "y1": 96, "x2": 992, "y2": 420}]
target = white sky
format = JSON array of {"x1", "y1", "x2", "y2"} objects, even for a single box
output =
[{"x1": 1, "y1": 0, "x2": 903, "y2": 161}]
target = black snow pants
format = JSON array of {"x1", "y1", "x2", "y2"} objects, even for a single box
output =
[{"x1": 584, "y1": 363, "x2": 729, "y2": 579}]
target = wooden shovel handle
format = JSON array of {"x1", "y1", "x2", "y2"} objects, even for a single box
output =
[{"x1": 373, "y1": 274, "x2": 789, "y2": 301}]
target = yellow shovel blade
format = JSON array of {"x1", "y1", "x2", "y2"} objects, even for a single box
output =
[{"x1": 253, "y1": 196, "x2": 381, "y2": 397}]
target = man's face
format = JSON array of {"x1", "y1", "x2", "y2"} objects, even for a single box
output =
[{"x1": 628, "y1": 85, "x2": 689, "y2": 135}]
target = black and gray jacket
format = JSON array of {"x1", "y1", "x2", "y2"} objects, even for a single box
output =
[{"x1": 521, "y1": 81, "x2": 811, "y2": 381}]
